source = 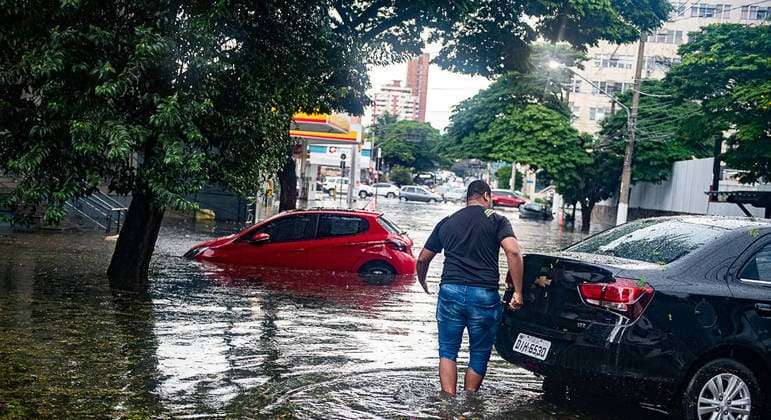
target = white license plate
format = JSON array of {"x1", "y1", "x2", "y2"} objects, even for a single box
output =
[{"x1": 513, "y1": 333, "x2": 551, "y2": 361}]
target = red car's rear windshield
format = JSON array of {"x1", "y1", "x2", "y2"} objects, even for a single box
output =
[
  {"x1": 377, "y1": 215, "x2": 404, "y2": 235},
  {"x1": 567, "y1": 219, "x2": 726, "y2": 265}
]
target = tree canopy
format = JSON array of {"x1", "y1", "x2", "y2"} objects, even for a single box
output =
[
  {"x1": 665, "y1": 24, "x2": 771, "y2": 184},
  {"x1": 370, "y1": 115, "x2": 447, "y2": 171},
  {"x1": 0, "y1": 0, "x2": 672, "y2": 281},
  {"x1": 598, "y1": 79, "x2": 713, "y2": 184}
]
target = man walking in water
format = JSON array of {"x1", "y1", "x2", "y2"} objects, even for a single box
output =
[{"x1": 416, "y1": 180, "x2": 524, "y2": 396}]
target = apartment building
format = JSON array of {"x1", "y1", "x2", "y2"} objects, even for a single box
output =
[
  {"x1": 569, "y1": 0, "x2": 769, "y2": 134},
  {"x1": 371, "y1": 80, "x2": 420, "y2": 123}
]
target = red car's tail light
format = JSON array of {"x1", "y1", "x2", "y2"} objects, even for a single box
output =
[
  {"x1": 578, "y1": 277, "x2": 654, "y2": 321},
  {"x1": 386, "y1": 239, "x2": 408, "y2": 252}
]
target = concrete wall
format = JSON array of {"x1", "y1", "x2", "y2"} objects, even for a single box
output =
[{"x1": 628, "y1": 158, "x2": 765, "y2": 217}]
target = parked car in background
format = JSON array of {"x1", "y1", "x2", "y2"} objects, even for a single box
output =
[
  {"x1": 322, "y1": 176, "x2": 349, "y2": 195},
  {"x1": 443, "y1": 187, "x2": 466, "y2": 203},
  {"x1": 399, "y1": 185, "x2": 442, "y2": 203},
  {"x1": 358, "y1": 182, "x2": 400, "y2": 199},
  {"x1": 519, "y1": 202, "x2": 553, "y2": 220},
  {"x1": 496, "y1": 216, "x2": 771, "y2": 419},
  {"x1": 492, "y1": 189, "x2": 527, "y2": 208},
  {"x1": 413, "y1": 172, "x2": 436, "y2": 187},
  {"x1": 185, "y1": 209, "x2": 416, "y2": 277}
]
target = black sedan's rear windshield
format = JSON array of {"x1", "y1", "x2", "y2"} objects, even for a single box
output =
[{"x1": 567, "y1": 219, "x2": 726, "y2": 265}]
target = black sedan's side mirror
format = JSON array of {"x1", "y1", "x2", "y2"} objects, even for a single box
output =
[{"x1": 250, "y1": 233, "x2": 270, "y2": 244}]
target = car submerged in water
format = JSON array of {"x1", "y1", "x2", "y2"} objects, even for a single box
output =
[
  {"x1": 496, "y1": 216, "x2": 771, "y2": 419},
  {"x1": 184, "y1": 209, "x2": 416, "y2": 278}
]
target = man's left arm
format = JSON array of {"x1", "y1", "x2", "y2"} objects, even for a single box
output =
[{"x1": 416, "y1": 249, "x2": 435, "y2": 294}]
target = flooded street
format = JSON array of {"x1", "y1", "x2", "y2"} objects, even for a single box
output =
[{"x1": 0, "y1": 200, "x2": 666, "y2": 418}]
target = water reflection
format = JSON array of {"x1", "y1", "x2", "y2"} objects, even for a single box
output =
[{"x1": 0, "y1": 203, "x2": 664, "y2": 418}]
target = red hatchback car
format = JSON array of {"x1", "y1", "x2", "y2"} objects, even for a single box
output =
[
  {"x1": 184, "y1": 209, "x2": 416, "y2": 276},
  {"x1": 491, "y1": 189, "x2": 527, "y2": 208}
]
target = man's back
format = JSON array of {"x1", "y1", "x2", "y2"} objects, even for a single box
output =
[{"x1": 425, "y1": 206, "x2": 514, "y2": 289}]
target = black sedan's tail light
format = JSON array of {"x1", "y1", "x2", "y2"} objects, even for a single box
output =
[{"x1": 578, "y1": 277, "x2": 654, "y2": 321}]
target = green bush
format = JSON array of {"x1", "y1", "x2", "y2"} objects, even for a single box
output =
[{"x1": 388, "y1": 165, "x2": 413, "y2": 186}]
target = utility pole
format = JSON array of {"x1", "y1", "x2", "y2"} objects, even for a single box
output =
[
  {"x1": 616, "y1": 37, "x2": 645, "y2": 225},
  {"x1": 509, "y1": 163, "x2": 517, "y2": 192}
]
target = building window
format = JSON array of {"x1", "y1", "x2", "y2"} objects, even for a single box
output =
[
  {"x1": 646, "y1": 30, "x2": 685, "y2": 45},
  {"x1": 592, "y1": 54, "x2": 633, "y2": 69},
  {"x1": 741, "y1": 6, "x2": 770, "y2": 20},
  {"x1": 592, "y1": 81, "x2": 629, "y2": 96},
  {"x1": 690, "y1": 3, "x2": 732, "y2": 19},
  {"x1": 571, "y1": 105, "x2": 580, "y2": 117},
  {"x1": 589, "y1": 107, "x2": 610, "y2": 121},
  {"x1": 569, "y1": 78, "x2": 581, "y2": 93},
  {"x1": 672, "y1": 2, "x2": 687, "y2": 16}
]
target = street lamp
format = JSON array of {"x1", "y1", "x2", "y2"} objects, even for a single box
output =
[{"x1": 548, "y1": 59, "x2": 636, "y2": 226}]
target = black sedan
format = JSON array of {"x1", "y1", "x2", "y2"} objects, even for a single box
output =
[{"x1": 497, "y1": 216, "x2": 771, "y2": 419}]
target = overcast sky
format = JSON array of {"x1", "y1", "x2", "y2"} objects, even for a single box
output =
[{"x1": 364, "y1": 56, "x2": 490, "y2": 132}]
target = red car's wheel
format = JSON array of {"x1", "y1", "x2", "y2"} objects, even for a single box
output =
[{"x1": 358, "y1": 261, "x2": 396, "y2": 285}]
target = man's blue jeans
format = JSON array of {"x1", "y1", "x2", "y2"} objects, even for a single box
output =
[{"x1": 436, "y1": 283, "x2": 502, "y2": 377}]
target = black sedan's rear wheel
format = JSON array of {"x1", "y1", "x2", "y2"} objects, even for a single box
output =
[{"x1": 683, "y1": 358, "x2": 761, "y2": 420}]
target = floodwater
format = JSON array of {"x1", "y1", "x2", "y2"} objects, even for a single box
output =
[{"x1": 0, "y1": 200, "x2": 667, "y2": 418}]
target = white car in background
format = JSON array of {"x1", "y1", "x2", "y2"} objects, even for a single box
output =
[
  {"x1": 443, "y1": 187, "x2": 467, "y2": 203},
  {"x1": 322, "y1": 177, "x2": 350, "y2": 195},
  {"x1": 357, "y1": 182, "x2": 400, "y2": 199}
]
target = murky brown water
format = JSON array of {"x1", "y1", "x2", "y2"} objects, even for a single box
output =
[{"x1": 0, "y1": 200, "x2": 667, "y2": 418}]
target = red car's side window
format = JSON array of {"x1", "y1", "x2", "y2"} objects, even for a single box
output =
[
  {"x1": 317, "y1": 215, "x2": 369, "y2": 239},
  {"x1": 253, "y1": 214, "x2": 317, "y2": 243}
]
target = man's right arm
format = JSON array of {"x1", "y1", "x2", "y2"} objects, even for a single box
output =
[
  {"x1": 416, "y1": 249, "x2": 435, "y2": 294},
  {"x1": 501, "y1": 237, "x2": 524, "y2": 309}
]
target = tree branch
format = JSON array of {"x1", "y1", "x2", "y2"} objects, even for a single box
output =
[
  {"x1": 349, "y1": 0, "x2": 393, "y2": 30},
  {"x1": 333, "y1": 0, "x2": 351, "y2": 27},
  {"x1": 360, "y1": 8, "x2": 420, "y2": 43}
]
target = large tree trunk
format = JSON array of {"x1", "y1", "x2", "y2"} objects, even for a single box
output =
[
  {"x1": 580, "y1": 201, "x2": 594, "y2": 233},
  {"x1": 107, "y1": 189, "x2": 165, "y2": 289},
  {"x1": 278, "y1": 154, "x2": 297, "y2": 212}
]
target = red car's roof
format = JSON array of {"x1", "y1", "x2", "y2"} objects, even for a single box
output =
[{"x1": 283, "y1": 208, "x2": 381, "y2": 217}]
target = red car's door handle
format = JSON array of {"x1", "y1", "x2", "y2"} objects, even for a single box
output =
[{"x1": 755, "y1": 303, "x2": 771, "y2": 317}]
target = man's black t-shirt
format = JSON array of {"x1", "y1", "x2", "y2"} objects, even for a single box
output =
[{"x1": 424, "y1": 205, "x2": 515, "y2": 289}]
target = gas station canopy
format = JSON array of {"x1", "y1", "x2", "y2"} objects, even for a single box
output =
[{"x1": 290, "y1": 113, "x2": 358, "y2": 145}]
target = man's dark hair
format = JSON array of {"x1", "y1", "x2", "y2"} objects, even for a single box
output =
[{"x1": 466, "y1": 180, "x2": 491, "y2": 201}]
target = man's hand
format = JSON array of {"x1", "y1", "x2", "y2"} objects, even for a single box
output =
[
  {"x1": 509, "y1": 291, "x2": 523, "y2": 310},
  {"x1": 416, "y1": 248, "x2": 436, "y2": 294},
  {"x1": 501, "y1": 237, "x2": 524, "y2": 309}
]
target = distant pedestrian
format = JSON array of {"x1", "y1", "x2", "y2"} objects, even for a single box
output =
[{"x1": 416, "y1": 180, "x2": 524, "y2": 396}]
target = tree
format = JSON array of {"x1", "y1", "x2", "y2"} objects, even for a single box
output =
[
  {"x1": 388, "y1": 165, "x2": 413, "y2": 186},
  {"x1": 371, "y1": 117, "x2": 445, "y2": 171},
  {"x1": 0, "y1": 1, "x2": 367, "y2": 286},
  {"x1": 495, "y1": 165, "x2": 523, "y2": 190},
  {"x1": 598, "y1": 79, "x2": 713, "y2": 184},
  {"x1": 275, "y1": 0, "x2": 672, "y2": 208},
  {"x1": 483, "y1": 104, "x2": 590, "y2": 173},
  {"x1": 554, "y1": 136, "x2": 621, "y2": 232},
  {"x1": 665, "y1": 24, "x2": 771, "y2": 184},
  {"x1": 0, "y1": 0, "x2": 672, "y2": 285}
]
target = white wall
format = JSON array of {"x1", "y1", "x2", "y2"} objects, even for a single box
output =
[{"x1": 629, "y1": 158, "x2": 765, "y2": 217}]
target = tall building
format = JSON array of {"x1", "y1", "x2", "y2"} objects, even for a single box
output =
[
  {"x1": 371, "y1": 80, "x2": 420, "y2": 123},
  {"x1": 568, "y1": 0, "x2": 769, "y2": 134},
  {"x1": 406, "y1": 53, "x2": 430, "y2": 122}
]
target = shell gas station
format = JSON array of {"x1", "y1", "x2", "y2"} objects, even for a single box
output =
[{"x1": 289, "y1": 112, "x2": 371, "y2": 207}]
